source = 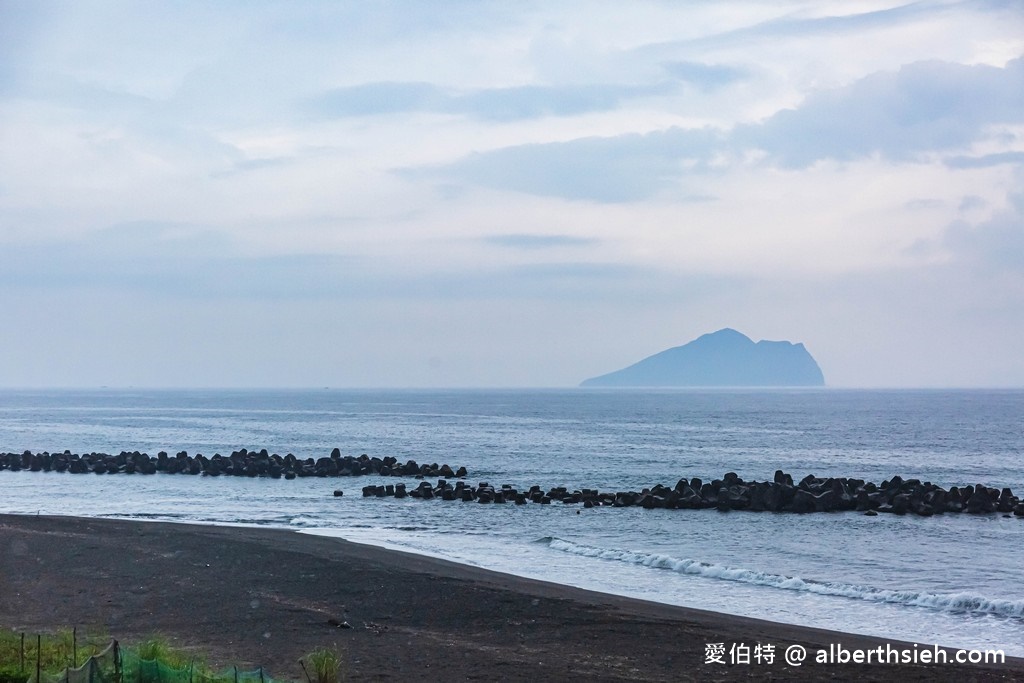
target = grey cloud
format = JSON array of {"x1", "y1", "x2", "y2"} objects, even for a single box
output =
[
  {"x1": 312, "y1": 81, "x2": 670, "y2": 121},
  {"x1": 408, "y1": 127, "x2": 721, "y2": 202},
  {"x1": 945, "y1": 151, "x2": 1024, "y2": 169},
  {"x1": 457, "y1": 84, "x2": 659, "y2": 121},
  {"x1": 662, "y1": 61, "x2": 747, "y2": 90},
  {"x1": 736, "y1": 57, "x2": 1024, "y2": 167},
  {"x1": 482, "y1": 234, "x2": 600, "y2": 249},
  {"x1": 407, "y1": 57, "x2": 1022, "y2": 202}
]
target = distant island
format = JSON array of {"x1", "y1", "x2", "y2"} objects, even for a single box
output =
[{"x1": 581, "y1": 328, "x2": 825, "y2": 387}]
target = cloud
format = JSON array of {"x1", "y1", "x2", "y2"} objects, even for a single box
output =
[
  {"x1": 3, "y1": 1, "x2": 1024, "y2": 386},
  {"x1": 661, "y1": 61, "x2": 747, "y2": 90},
  {"x1": 312, "y1": 82, "x2": 445, "y2": 117},
  {"x1": 408, "y1": 127, "x2": 722, "y2": 202},
  {"x1": 457, "y1": 83, "x2": 668, "y2": 121},
  {"x1": 0, "y1": 222, "x2": 651, "y2": 302},
  {"x1": 312, "y1": 81, "x2": 669, "y2": 121},
  {"x1": 945, "y1": 151, "x2": 1024, "y2": 169},
  {"x1": 0, "y1": 2, "x2": 52, "y2": 94},
  {"x1": 736, "y1": 57, "x2": 1024, "y2": 167},
  {"x1": 413, "y1": 56, "x2": 1024, "y2": 202},
  {"x1": 640, "y1": 1, "x2": 972, "y2": 53},
  {"x1": 481, "y1": 234, "x2": 600, "y2": 249},
  {"x1": 737, "y1": 2, "x2": 958, "y2": 38}
]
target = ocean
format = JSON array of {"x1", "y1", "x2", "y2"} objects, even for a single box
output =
[{"x1": 1, "y1": 388, "x2": 1021, "y2": 654}]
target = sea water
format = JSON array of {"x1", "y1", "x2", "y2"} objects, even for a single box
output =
[{"x1": 0, "y1": 389, "x2": 1021, "y2": 654}]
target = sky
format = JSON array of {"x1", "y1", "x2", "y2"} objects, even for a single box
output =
[{"x1": 1, "y1": 0, "x2": 1022, "y2": 388}]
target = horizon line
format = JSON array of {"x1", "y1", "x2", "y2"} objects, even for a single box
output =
[{"x1": 1, "y1": 385, "x2": 1023, "y2": 392}]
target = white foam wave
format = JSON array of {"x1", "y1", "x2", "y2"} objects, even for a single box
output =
[
  {"x1": 287, "y1": 515, "x2": 322, "y2": 527},
  {"x1": 545, "y1": 538, "x2": 1024, "y2": 619}
]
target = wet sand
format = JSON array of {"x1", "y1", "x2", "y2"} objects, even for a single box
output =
[{"x1": 0, "y1": 514, "x2": 1019, "y2": 681}]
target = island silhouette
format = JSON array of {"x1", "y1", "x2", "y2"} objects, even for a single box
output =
[{"x1": 581, "y1": 328, "x2": 825, "y2": 387}]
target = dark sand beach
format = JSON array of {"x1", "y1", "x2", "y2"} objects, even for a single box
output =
[{"x1": 0, "y1": 514, "x2": 1019, "y2": 681}]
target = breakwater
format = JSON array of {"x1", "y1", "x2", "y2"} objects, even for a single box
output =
[
  {"x1": 6, "y1": 449, "x2": 1022, "y2": 517},
  {"x1": 0, "y1": 448, "x2": 467, "y2": 479},
  {"x1": 362, "y1": 470, "x2": 1024, "y2": 517}
]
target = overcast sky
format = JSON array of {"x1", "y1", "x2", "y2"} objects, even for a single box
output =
[{"x1": 1, "y1": 0, "x2": 1022, "y2": 388}]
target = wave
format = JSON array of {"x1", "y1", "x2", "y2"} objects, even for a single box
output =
[
  {"x1": 287, "y1": 515, "x2": 324, "y2": 527},
  {"x1": 108, "y1": 512, "x2": 187, "y2": 520},
  {"x1": 542, "y1": 537, "x2": 1024, "y2": 619}
]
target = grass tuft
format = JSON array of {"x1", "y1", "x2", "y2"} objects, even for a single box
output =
[
  {"x1": 304, "y1": 648, "x2": 341, "y2": 683},
  {"x1": 134, "y1": 636, "x2": 194, "y2": 669}
]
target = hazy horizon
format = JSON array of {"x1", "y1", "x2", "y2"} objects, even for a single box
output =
[
  {"x1": 4, "y1": 380, "x2": 1024, "y2": 391},
  {"x1": 2, "y1": 2, "x2": 1022, "y2": 388}
]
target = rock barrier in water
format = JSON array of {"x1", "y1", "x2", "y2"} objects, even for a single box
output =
[
  {"x1": 0, "y1": 448, "x2": 467, "y2": 480},
  {"x1": 360, "y1": 470, "x2": 1024, "y2": 517}
]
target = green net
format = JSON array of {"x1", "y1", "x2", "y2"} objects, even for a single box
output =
[
  {"x1": 228, "y1": 669, "x2": 269, "y2": 683},
  {"x1": 120, "y1": 650, "x2": 190, "y2": 683},
  {"x1": 27, "y1": 641, "x2": 118, "y2": 683},
  {"x1": 25, "y1": 643, "x2": 279, "y2": 683}
]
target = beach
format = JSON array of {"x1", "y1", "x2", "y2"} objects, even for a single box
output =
[{"x1": 0, "y1": 514, "x2": 1019, "y2": 681}]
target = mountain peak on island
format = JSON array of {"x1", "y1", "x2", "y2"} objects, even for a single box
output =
[
  {"x1": 691, "y1": 327, "x2": 749, "y2": 344},
  {"x1": 581, "y1": 329, "x2": 825, "y2": 387}
]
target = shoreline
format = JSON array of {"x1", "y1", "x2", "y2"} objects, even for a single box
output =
[{"x1": 2, "y1": 514, "x2": 1021, "y2": 681}]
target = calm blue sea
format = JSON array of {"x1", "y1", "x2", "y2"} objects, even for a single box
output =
[{"x1": 1, "y1": 389, "x2": 1022, "y2": 654}]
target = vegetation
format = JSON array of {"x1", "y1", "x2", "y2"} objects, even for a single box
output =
[
  {"x1": 0, "y1": 630, "x2": 341, "y2": 683},
  {"x1": 0, "y1": 628, "x2": 109, "y2": 678},
  {"x1": 132, "y1": 636, "x2": 194, "y2": 670},
  {"x1": 303, "y1": 648, "x2": 341, "y2": 683}
]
